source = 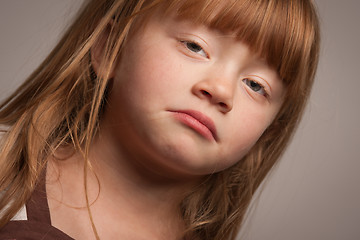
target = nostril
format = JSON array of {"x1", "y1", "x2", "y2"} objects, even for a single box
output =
[
  {"x1": 201, "y1": 90, "x2": 211, "y2": 97},
  {"x1": 219, "y1": 102, "x2": 227, "y2": 108}
]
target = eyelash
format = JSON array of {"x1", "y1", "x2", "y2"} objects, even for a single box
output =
[
  {"x1": 242, "y1": 78, "x2": 268, "y2": 97},
  {"x1": 180, "y1": 40, "x2": 209, "y2": 58}
]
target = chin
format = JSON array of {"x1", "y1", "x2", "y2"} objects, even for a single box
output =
[{"x1": 150, "y1": 146, "x2": 234, "y2": 178}]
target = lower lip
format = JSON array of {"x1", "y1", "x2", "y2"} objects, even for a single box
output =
[{"x1": 172, "y1": 112, "x2": 215, "y2": 141}]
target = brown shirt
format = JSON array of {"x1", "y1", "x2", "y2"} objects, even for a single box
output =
[{"x1": 0, "y1": 179, "x2": 74, "y2": 240}]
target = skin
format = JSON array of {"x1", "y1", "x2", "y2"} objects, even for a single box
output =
[
  {"x1": 101, "y1": 13, "x2": 285, "y2": 178},
  {"x1": 47, "y1": 12, "x2": 284, "y2": 240}
]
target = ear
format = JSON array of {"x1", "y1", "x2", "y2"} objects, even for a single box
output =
[{"x1": 90, "y1": 23, "x2": 116, "y2": 79}]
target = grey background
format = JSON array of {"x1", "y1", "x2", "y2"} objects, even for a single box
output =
[{"x1": 0, "y1": 1, "x2": 359, "y2": 239}]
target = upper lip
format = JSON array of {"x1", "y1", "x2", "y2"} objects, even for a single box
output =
[{"x1": 170, "y1": 109, "x2": 218, "y2": 141}]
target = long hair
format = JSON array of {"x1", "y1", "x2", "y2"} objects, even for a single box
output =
[{"x1": 0, "y1": 0, "x2": 320, "y2": 239}]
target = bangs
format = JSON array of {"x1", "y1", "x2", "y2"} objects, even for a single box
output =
[{"x1": 158, "y1": 0, "x2": 319, "y2": 85}]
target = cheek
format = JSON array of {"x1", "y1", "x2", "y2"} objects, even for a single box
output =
[
  {"x1": 114, "y1": 46, "x2": 185, "y2": 106},
  {"x1": 220, "y1": 108, "x2": 274, "y2": 165}
]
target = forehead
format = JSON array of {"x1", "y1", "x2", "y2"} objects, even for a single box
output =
[{"x1": 159, "y1": 0, "x2": 283, "y2": 46}]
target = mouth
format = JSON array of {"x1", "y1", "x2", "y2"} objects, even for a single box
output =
[{"x1": 169, "y1": 110, "x2": 218, "y2": 141}]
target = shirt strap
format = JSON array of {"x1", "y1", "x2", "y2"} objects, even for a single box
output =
[{"x1": 26, "y1": 169, "x2": 52, "y2": 224}]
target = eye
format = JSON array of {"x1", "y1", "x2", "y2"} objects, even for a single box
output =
[
  {"x1": 180, "y1": 40, "x2": 208, "y2": 58},
  {"x1": 243, "y1": 78, "x2": 267, "y2": 96}
]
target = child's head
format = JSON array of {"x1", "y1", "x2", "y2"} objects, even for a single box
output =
[
  {"x1": 0, "y1": 0, "x2": 319, "y2": 239},
  {"x1": 82, "y1": 0, "x2": 320, "y2": 177}
]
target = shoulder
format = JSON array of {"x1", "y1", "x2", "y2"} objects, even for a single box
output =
[
  {"x1": 0, "y1": 220, "x2": 75, "y2": 240},
  {"x1": 0, "y1": 202, "x2": 27, "y2": 221},
  {"x1": 0, "y1": 193, "x2": 74, "y2": 240}
]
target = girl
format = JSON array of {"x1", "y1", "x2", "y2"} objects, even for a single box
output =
[{"x1": 0, "y1": 0, "x2": 320, "y2": 239}]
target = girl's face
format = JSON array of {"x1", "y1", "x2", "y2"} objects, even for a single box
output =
[{"x1": 102, "y1": 13, "x2": 285, "y2": 178}]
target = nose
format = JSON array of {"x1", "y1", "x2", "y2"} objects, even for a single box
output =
[{"x1": 191, "y1": 77, "x2": 234, "y2": 113}]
